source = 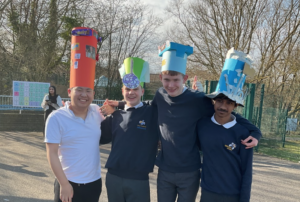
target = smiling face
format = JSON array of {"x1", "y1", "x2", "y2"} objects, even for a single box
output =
[
  {"x1": 213, "y1": 95, "x2": 237, "y2": 119},
  {"x1": 160, "y1": 71, "x2": 188, "y2": 97},
  {"x1": 122, "y1": 85, "x2": 144, "y2": 107},
  {"x1": 68, "y1": 86, "x2": 94, "y2": 110}
]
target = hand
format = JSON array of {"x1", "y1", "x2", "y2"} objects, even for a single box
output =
[
  {"x1": 106, "y1": 100, "x2": 119, "y2": 107},
  {"x1": 192, "y1": 76, "x2": 198, "y2": 90},
  {"x1": 241, "y1": 136, "x2": 258, "y2": 149},
  {"x1": 60, "y1": 182, "x2": 73, "y2": 202},
  {"x1": 100, "y1": 99, "x2": 115, "y2": 115}
]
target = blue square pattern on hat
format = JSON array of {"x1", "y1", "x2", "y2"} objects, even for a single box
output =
[{"x1": 206, "y1": 48, "x2": 254, "y2": 106}]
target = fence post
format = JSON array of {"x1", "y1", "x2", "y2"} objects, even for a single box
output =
[
  {"x1": 282, "y1": 109, "x2": 289, "y2": 147},
  {"x1": 256, "y1": 84, "x2": 265, "y2": 152},
  {"x1": 243, "y1": 83, "x2": 256, "y2": 122},
  {"x1": 187, "y1": 80, "x2": 191, "y2": 88},
  {"x1": 209, "y1": 81, "x2": 218, "y2": 93},
  {"x1": 205, "y1": 80, "x2": 208, "y2": 94}
]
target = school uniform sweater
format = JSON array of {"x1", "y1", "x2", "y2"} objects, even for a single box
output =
[
  {"x1": 197, "y1": 117, "x2": 253, "y2": 202},
  {"x1": 118, "y1": 87, "x2": 261, "y2": 173},
  {"x1": 100, "y1": 104, "x2": 159, "y2": 180}
]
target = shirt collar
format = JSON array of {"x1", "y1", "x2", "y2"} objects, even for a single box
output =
[
  {"x1": 211, "y1": 113, "x2": 237, "y2": 129},
  {"x1": 124, "y1": 102, "x2": 143, "y2": 111}
]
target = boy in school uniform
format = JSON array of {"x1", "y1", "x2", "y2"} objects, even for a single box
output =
[
  {"x1": 107, "y1": 42, "x2": 261, "y2": 202},
  {"x1": 197, "y1": 48, "x2": 255, "y2": 202},
  {"x1": 100, "y1": 57, "x2": 160, "y2": 202}
]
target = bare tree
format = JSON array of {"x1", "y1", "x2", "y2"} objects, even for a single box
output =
[{"x1": 167, "y1": 0, "x2": 300, "y2": 115}]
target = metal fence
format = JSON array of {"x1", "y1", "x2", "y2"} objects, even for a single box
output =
[
  {"x1": 0, "y1": 95, "x2": 105, "y2": 110},
  {"x1": 205, "y1": 81, "x2": 300, "y2": 163}
]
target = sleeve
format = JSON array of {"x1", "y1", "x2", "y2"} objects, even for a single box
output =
[
  {"x1": 44, "y1": 114, "x2": 62, "y2": 143},
  {"x1": 239, "y1": 143, "x2": 253, "y2": 202},
  {"x1": 56, "y1": 95, "x2": 63, "y2": 107},
  {"x1": 100, "y1": 115, "x2": 113, "y2": 144},
  {"x1": 41, "y1": 95, "x2": 48, "y2": 109},
  {"x1": 235, "y1": 113, "x2": 262, "y2": 141},
  {"x1": 117, "y1": 101, "x2": 126, "y2": 110},
  {"x1": 200, "y1": 96, "x2": 215, "y2": 118}
]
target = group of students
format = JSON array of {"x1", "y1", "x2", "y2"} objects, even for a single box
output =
[{"x1": 44, "y1": 41, "x2": 261, "y2": 202}]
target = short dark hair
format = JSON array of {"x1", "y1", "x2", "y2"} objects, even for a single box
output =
[{"x1": 213, "y1": 93, "x2": 238, "y2": 107}]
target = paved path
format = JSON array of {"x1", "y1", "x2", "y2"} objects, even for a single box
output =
[{"x1": 0, "y1": 132, "x2": 299, "y2": 202}]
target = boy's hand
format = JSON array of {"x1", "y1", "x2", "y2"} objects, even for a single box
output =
[
  {"x1": 192, "y1": 76, "x2": 198, "y2": 90},
  {"x1": 241, "y1": 136, "x2": 258, "y2": 149}
]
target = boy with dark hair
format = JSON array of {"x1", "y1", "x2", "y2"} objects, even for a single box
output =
[{"x1": 197, "y1": 48, "x2": 255, "y2": 202}]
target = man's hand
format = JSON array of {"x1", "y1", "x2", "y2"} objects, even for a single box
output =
[
  {"x1": 60, "y1": 182, "x2": 73, "y2": 202},
  {"x1": 241, "y1": 136, "x2": 258, "y2": 149},
  {"x1": 100, "y1": 99, "x2": 116, "y2": 116},
  {"x1": 106, "y1": 100, "x2": 119, "y2": 107}
]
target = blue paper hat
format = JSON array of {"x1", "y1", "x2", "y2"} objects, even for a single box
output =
[
  {"x1": 158, "y1": 41, "x2": 193, "y2": 75},
  {"x1": 206, "y1": 48, "x2": 255, "y2": 106}
]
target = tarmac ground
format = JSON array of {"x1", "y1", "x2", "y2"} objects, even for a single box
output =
[{"x1": 0, "y1": 131, "x2": 299, "y2": 202}]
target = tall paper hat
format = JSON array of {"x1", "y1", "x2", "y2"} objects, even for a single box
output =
[
  {"x1": 206, "y1": 48, "x2": 255, "y2": 106},
  {"x1": 119, "y1": 57, "x2": 150, "y2": 89},
  {"x1": 70, "y1": 27, "x2": 101, "y2": 89},
  {"x1": 158, "y1": 41, "x2": 193, "y2": 75}
]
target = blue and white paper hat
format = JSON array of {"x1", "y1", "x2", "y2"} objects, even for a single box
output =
[
  {"x1": 119, "y1": 57, "x2": 150, "y2": 89},
  {"x1": 158, "y1": 41, "x2": 193, "y2": 75},
  {"x1": 206, "y1": 48, "x2": 255, "y2": 106}
]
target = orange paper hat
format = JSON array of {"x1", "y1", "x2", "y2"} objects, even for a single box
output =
[{"x1": 70, "y1": 27, "x2": 100, "y2": 89}]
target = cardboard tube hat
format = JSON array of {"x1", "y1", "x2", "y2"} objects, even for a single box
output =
[
  {"x1": 206, "y1": 48, "x2": 255, "y2": 106},
  {"x1": 158, "y1": 41, "x2": 193, "y2": 75},
  {"x1": 70, "y1": 27, "x2": 101, "y2": 89},
  {"x1": 119, "y1": 57, "x2": 150, "y2": 89}
]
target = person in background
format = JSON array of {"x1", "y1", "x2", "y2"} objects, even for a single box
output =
[{"x1": 41, "y1": 86, "x2": 63, "y2": 136}]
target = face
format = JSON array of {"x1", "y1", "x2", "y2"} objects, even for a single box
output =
[
  {"x1": 122, "y1": 86, "x2": 144, "y2": 107},
  {"x1": 68, "y1": 86, "x2": 94, "y2": 109},
  {"x1": 213, "y1": 98, "x2": 237, "y2": 119},
  {"x1": 49, "y1": 87, "x2": 55, "y2": 95},
  {"x1": 160, "y1": 74, "x2": 188, "y2": 97}
]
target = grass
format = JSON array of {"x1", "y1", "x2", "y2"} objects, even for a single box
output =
[{"x1": 257, "y1": 138, "x2": 300, "y2": 163}]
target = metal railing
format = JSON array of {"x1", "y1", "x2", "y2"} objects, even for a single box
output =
[{"x1": 0, "y1": 95, "x2": 105, "y2": 110}]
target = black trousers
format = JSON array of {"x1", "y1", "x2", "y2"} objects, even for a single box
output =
[
  {"x1": 54, "y1": 178, "x2": 102, "y2": 202},
  {"x1": 200, "y1": 188, "x2": 240, "y2": 202}
]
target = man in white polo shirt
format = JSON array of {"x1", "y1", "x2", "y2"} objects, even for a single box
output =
[
  {"x1": 45, "y1": 27, "x2": 106, "y2": 202},
  {"x1": 45, "y1": 86, "x2": 105, "y2": 202}
]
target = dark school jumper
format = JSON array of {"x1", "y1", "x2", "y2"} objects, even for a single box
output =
[
  {"x1": 100, "y1": 104, "x2": 159, "y2": 179},
  {"x1": 149, "y1": 87, "x2": 260, "y2": 173},
  {"x1": 197, "y1": 117, "x2": 253, "y2": 202}
]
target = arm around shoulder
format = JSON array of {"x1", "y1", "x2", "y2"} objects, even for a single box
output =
[
  {"x1": 100, "y1": 115, "x2": 113, "y2": 144},
  {"x1": 235, "y1": 113, "x2": 262, "y2": 141}
]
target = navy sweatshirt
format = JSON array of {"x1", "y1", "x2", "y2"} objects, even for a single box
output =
[
  {"x1": 100, "y1": 105, "x2": 159, "y2": 180},
  {"x1": 119, "y1": 87, "x2": 261, "y2": 173},
  {"x1": 197, "y1": 117, "x2": 253, "y2": 202}
]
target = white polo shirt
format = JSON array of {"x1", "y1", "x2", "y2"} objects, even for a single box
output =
[{"x1": 45, "y1": 101, "x2": 104, "y2": 183}]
